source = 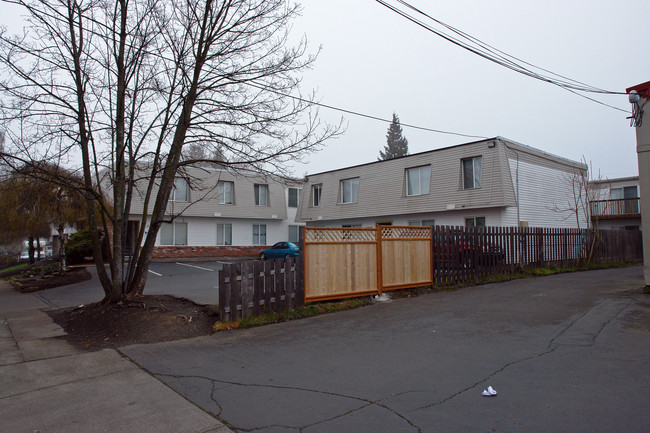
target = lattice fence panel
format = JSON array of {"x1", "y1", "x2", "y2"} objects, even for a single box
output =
[
  {"x1": 305, "y1": 228, "x2": 376, "y2": 243},
  {"x1": 381, "y1": 226, "x2": 432, "y2": 240}
]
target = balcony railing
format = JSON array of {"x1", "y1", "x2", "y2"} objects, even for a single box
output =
[{"x1": 590, "y1": 198, "x2": 640, "y2": 220}]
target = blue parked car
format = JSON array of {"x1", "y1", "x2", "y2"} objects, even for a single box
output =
[{"x1": 260, "y1": 242, "x2": 300, "y2": 260}]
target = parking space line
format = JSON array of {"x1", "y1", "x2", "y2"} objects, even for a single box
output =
[
  {"x1": 148, "y1": 269, "x2": 162, "y2": 276},
  {"x1": 175, "y1": 262, "x2": 215, "y2": 272}
]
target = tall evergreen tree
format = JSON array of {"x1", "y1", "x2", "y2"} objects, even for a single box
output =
[{"x1": 379, "y1": 113, "x2": 409, "y2": 160}]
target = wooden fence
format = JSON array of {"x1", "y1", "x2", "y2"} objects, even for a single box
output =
[
  {"x1": 432, "y1": 226, "x2": 642, "y2": 286},
  {"x1": 217, "y1": 226, "x2": 642, "y2": 320},
  {"x1": 218, "y1": 256, "x2": 304, "y2": 322},
  {"x1": 303, "y1": 226, "x2": 432, "y2": 302}
]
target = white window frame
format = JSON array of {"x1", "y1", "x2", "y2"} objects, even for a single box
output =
[
  {"x1": 217, "y1": 181, "x2": 234, "y2": 205},
  {"x1": 312, "y1": 184, "x2": 322, "y2": 207},
  {"x1": 408, "y1": 219, "x2": 435, "y2": 227},
  {"x1": 253, "y1": 224, "x2": 267, "y2": 245},
  {"x1": 465, "y1": 217, "x2": 486, "y2": 227},
  {"x1": 610, "y1": 186, "x2": 638, "y2": 199},
  {"x1": 288, "y1": 225, "x2": 300, "y2": 243},
  {"x1": 160, "y1": 222, "x2": 188, "y2": 245},
  {"x1": 254, "y1": 184, "x2": 268, "y2": 206},
  {"x1": 217, "y1": 223, "x2": 232, "y2": 245},
  {"x1": 288, "y1": 188, "x2": 300, "y2": 208},
  {"x1": 406, "y1": 165, "x2": 431, "y2": 196},
  {"x1": 171, "y1": 178, "x2": 189, "y2": 202},
  {"x1": 340, "y1": 177, "x2": 359, "y2": 204},
  {"x1": 462, "y1": 156, "x2": 483, "y2": 190}
]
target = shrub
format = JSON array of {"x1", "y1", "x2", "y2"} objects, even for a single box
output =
[
  {"x1": 65, "y1": 229, "x2": 95, "y2": 264},
  {"x1": 0, "y1": 253, "x2": 19, "y2": 271}
]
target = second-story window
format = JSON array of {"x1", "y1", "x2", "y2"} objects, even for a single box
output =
[
  {"x1": 288, "y1": 187, "x2": 300, "y2": 207},
  {"x1": 312, "y1": 184, "x2": 322, "y2": 207},
  {"x1": 340, "y1": 177, "x2": 359, "y2": 204},
  {"x1": 462, "y1": 156, "x2": 482, "y2": 189},
  {"x1": 406, "y1": 165, "x2": 431, "y2": 196},
  {"x1": 171, "y1": 178, "x2": 189, "y2": 202},
  {"x1": 217, "y1": 181, "x2": 233, "y2": 204},
  {"x1": 254, "y1": 184, "x2": 268, "y2": 206}
]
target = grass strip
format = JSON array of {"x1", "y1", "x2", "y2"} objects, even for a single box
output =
[{"x1": 213, "y1": 298, "x2": 371, "y2": 331}]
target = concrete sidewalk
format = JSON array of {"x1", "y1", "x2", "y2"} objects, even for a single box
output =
[{"x1": 0, "y1": 281, "x2": 232, "y2": 433}]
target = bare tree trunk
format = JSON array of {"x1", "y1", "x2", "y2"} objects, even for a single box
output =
[
  {"x1": 28, "y1": 236, "x2": 34, "y2": 264},
  {"x1": 58, "y1": 225, "x2": 67, "y2": 274}
]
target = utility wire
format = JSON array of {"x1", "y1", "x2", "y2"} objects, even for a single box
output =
[
  {"x1": 245, "y1": 82, "x2": 488, "y2": 139},
  {"x1": 396, "y1": 0, "x2": 613, "y2": 94},
  {"x1": 376, "y1": 0, "x2": 629, "y2": 112}
]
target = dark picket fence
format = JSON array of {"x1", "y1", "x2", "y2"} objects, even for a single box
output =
[
  {"x1": 431, "y1": 226, "x2": 642, "y2": 286},
  {"x1": 218, "y1": 256, "x2": 304, "y2": 322}
]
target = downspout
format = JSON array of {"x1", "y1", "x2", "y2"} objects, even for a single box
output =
[{"x1": 516, "y1": 151, "x2": 520, "y2": 227}]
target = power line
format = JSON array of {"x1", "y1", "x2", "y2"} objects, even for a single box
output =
[
  {"x1": 245, "y1": 82, "x2": 488, "y2": 139},
  {"x1": 376, "y1": 0, "x2": 629, "y2": 113}
]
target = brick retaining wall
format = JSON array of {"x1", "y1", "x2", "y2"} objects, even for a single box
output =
[{"x1": 152, "y1": 245, "x2": 266, "y2": 259}]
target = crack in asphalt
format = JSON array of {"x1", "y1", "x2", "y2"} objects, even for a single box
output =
[
  {"x1": 414, "y1": 296, "x2": 635, "y2": 412},
  {"x1": 125, "y1": 294, "x2": 641, "y2": 432},
  {"x1": 154, "y1": 372, "x2": 422, "y2": 433},
  {"x1": 210, "y1": 380, "x2": 224, "y2": 417}
]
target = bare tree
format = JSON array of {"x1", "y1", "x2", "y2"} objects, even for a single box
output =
[
  {"x1": 0, "y1": 0, "x2": 341, "y2": 303},
  {"x1": 550, "y1": 156, "x2": 601, "y2": 264}
]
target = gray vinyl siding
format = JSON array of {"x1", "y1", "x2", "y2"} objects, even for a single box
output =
[
  {"x1": 297, "y1": 137, "x2": 587, "y2": 225},
  {"x1": 129, "y1": 167, "x2": 289, "y2": 220},
  {"x1": 298, "y1": 138, "x2": 518, "y2": 222}
]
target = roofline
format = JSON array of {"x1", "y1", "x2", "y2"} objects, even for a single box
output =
[
  {"x1": 306, "y1": 136, "x2": 585, "y2": 177},
  {"x1": 591, "y1": 175, "x2": 639, "y2": 185},
  {"x1": 495, "y1": 136, "x2": 588, "y2": 170}
]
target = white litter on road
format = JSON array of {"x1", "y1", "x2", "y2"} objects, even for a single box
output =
[
  {"x1": 373, "y1": 293, "x2": 391, "y2": 302},
  {"x1": 482, "y1": 386, "x2": 497, "y2": 396}
]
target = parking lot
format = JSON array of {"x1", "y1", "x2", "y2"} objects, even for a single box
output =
[{"x1": 33, "y1": 259, "x2": 248, "y2": 309}]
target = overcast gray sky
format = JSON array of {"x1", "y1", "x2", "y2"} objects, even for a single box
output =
[
  {"x1": 2, "y1": 0, "x2": 648, "y2": 180},
  {"x1": 289, "y1": 0, "x2": 650, "y2": 179}
]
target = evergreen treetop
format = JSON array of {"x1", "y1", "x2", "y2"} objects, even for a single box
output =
[{"x1": 378, "y1": 113, "x2": 409, "y2": 160}]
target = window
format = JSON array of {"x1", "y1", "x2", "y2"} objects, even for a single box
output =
[
  {"x1": 160, "y1": 222, "x2": 187, "y2": 245},
  {"x1": 462, "y1": 156, "x2": 482, "y2": 189},
  {"x1": 253, "y1": 224, "x2": 267, "y2": 245},
  {"x1": 217, "y1": 181, "x2": 233, "y2": 205},
  {"x1": 610, "y1": 186, "x2": 638, "y2": 199},
  {"x1": 340, "y1": 177, "x2": 359, "y2": 204},
  {"x1": 254, "y1": 184, "x2": 268, "y2": 206},
  {"x1": 611, "y1": 186, "x2": 639, "y2": 214},
  {"x1": 171, "y1": 178, "x2": 189, "y2": 202},
  {"x1": 312, "y1": 184, "x2": 322, "y2": 207},
  {"x1": 342, "y1": 224, "x2": 362, "y2": 228},
  {"x1": 409, "y1": 219, "x2": 435, "y2": 227},
  {"x1": 288, "y1": 188, "x2": 300, "y2": 208},
  {"x1": 217, "y1": 223, "x2": 232, "y2": 245},
  {"x1": 406, "y1": 165, "x2": 431, "y2": 196},
  {"x1": 289, "y1": 225, "x2": 300, "y2": 243},
  {"x1": 465, "y1": 217, "x2": 486, "y2": 228}
]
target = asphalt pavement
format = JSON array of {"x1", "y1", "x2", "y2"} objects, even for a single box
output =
[
  {"x1": 2, "y1": 264, "x2": 649, "y2": 432},
  {"x1": 119, "y1": 266, "x2": 650, "y2": 433}
]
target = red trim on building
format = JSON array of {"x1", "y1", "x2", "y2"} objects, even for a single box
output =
[{"x1": 626, "y1": 81, "x2": 650, "y2": 99}]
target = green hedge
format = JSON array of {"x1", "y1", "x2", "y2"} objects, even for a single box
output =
[{"x1": 65, "y1": 230, "x2": 95, "y2": 264}]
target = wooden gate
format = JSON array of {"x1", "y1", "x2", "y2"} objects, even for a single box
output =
[{"x1": 304, "y1": 226, "x2": 432, "y2": 302}]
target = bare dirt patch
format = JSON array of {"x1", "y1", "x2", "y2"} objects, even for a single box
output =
[{"x1": 48, "y1": 295, "x2": 217, "y2": 350}]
